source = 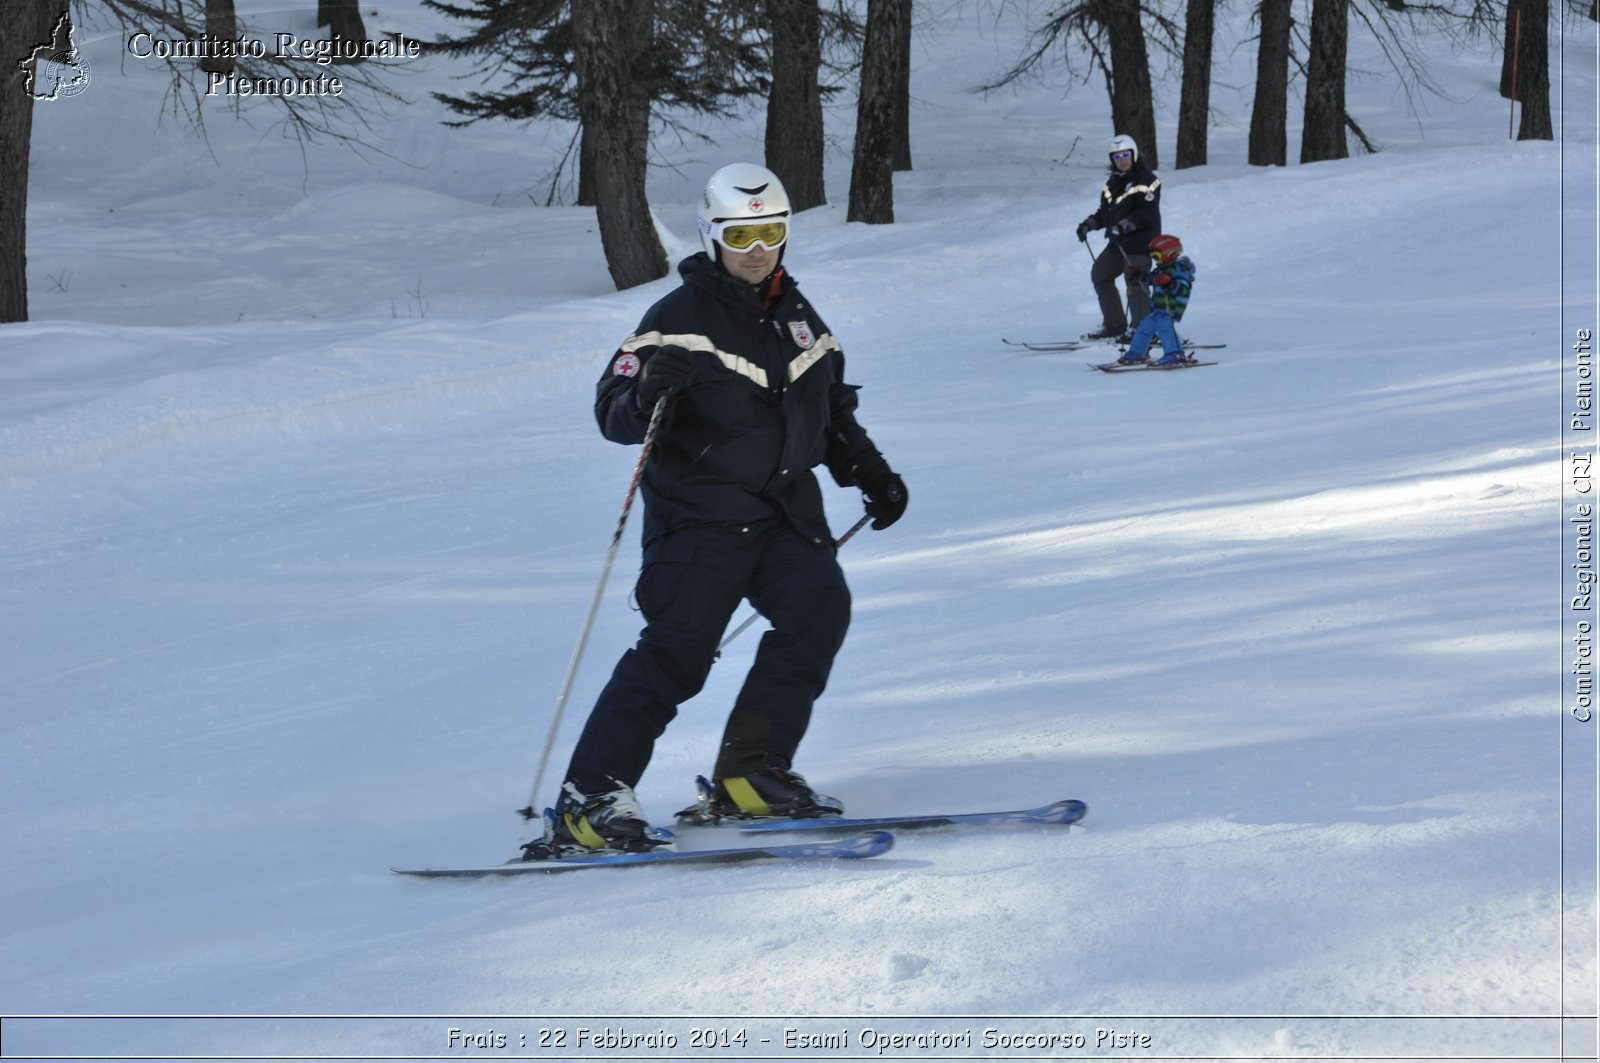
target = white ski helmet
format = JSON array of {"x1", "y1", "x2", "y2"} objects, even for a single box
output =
[
  {"x1": 696, "y1": 162, "x2": 792, "y2": 258},
  {"x1": 1109, "y1": 134, "x2": 1139, "y2": 164}
]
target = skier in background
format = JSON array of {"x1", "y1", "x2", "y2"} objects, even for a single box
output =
[
  {"x1": 526, "y1": 163, "x2": 908, "y2": 859},
  {"x1": 1075, "y1": 134, "x2": 1163, "y2": 341},
  {"x1": 1118, "y1": 234, "x2": 1196, "y2": 367}
]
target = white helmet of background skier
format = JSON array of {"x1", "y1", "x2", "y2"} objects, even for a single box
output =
[
  {"x1": 697, "y1": 162, "x2": 791, "y2": 260},
  {"x1": 1109, "y1": 134, "x2": 1139, "y2": 165}
]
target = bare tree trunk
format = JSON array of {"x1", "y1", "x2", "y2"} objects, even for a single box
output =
[
  {"x1": 0, "y1": 0, "x2": 54, "y2": 324},
  {"x1": 1092, "y1": 0, "x2": 1158, "y2": 171},
  {"x1": 892, "y1": 2, "x2": 913, "y2": 171},
  {"x1": 318, "y1": 0, "x2": 369, "y2": 64},
  {"x1": 1248, "y1": 0, "x2": 1292, "y2": 166},
  {"x1": 848, "y1": 0, "x2": 907, "y2": 225},
  {"x1": 578, "y1": 123, "x2": 597, "y2": 207},
  {"x1": 318, "y1": 0, "x2": 369, "y2": 60},
  {"x1": 1500, "y1": 0, "x2": 1530, "y2": 96},
  {"x1": 573, "y1": 0, "x2": 667, "y2": 288},
  {"x1": 200, "y1": 0, "x2": 237, "y2": 76},
  {"x1": 765, "y1": 0, "x2": 826, "y2": 211},
  {"x1": 1175, "y1": 0, "x2": 1214, "y2": 168},
  {"x1": 1300, "y1": 0, "x2": 1349, "y2": 162},
  {"x1": 1516, "y1": 0, "x2": 1552, "y2": 138}
]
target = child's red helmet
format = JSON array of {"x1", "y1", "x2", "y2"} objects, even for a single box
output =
[{"x1": 1148, "y1": 234, "x2": 1183, "y2": 265}]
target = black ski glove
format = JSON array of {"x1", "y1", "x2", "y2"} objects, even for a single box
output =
[
  {"x1": 636, "y1": 345, "x2": 695, "y2": 409},
  {"x1": 1075, "y1": 218, "x2": 1096, "y2": 242},
  {"x1": 855, "y1": 458, "x2": 908, "y2": 530}
]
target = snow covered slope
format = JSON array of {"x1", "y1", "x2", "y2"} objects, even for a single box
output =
[{"x1": 2, "y1": 2, "x2": 1594, "y2": 1059}]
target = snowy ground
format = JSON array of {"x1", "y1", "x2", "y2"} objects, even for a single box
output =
[{"x1": 2, "y1": 1, "x2": 1597, "y2": 1060}]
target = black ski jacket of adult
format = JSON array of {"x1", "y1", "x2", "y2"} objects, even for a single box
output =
[
  {"x1": 596, "y1": 253, "x2": 888, "y2": 547},
  {"x1": 1092, "y1": 162, "x2": 1163, "y2": 255}
]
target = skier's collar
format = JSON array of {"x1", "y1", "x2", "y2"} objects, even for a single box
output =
[{"x1": 760, "y1": 267, "x2": 787, "y2": 309}]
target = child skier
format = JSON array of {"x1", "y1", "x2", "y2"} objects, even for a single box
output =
[{"x1": 1118, "y1": 234, "x2": 1195, "y2": 367}]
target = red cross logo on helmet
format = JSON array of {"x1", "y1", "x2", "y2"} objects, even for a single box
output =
[{"x1": 748, "y1": 197, "x2": 764, "y2": 213}]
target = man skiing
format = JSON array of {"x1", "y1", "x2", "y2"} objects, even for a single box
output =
[
  {"x1": 1118, "y1": 234, "x2": 1195, "y2": 367},
  {"x1": 1074, "y1": 134, "x2": 1163, "y2": 341},
  {"x1": 530, "y1": 162, "x2": 908, "y2": 858}
]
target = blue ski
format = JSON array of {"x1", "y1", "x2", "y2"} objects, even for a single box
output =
[
  {"x1": 1090, "y1": 358, "x2": 1216, "y2": 373},
  {"x1": 1005, "y1": 337, "x2": 1226, "y2": 353},
  {"x1": 1003, "y1": 337, "x2": 1098, "y2": 352},
  {"x1": 392, "y1": 829, "x2": 893, "y2": 877},
  {"x1": 735, "y1": 799, "x2": 1087, "y2": 835}
]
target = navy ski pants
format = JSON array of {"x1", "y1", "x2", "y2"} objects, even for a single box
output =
[
  {"x1": 1090, "y1": 241, "x2": 1150, "y2": 333},
  {"x1": 562, "y1": 521, "x2": 851, "y2": 796}
]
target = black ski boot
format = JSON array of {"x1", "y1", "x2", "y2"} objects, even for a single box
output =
[
  {"x1": 676, "y1": 771, "x2": 844, "y2": 825},
  {"x1": 1083, "y1": 324, "x2": 1129, "y2": 342},
  {"x1": 520, "y1": 781, "x2": 674, "y2": 860}
]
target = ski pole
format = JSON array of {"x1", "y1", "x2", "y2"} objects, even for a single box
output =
[
  {"x1": 714, "y1": 513, "x2": 872, "y2": 658},
  {"x1": 1118, "y1": 243, "x2": 1142, "y2": 330},
  {"x1": 521, "y1": 392, "x2": 673, "y2": 822}
]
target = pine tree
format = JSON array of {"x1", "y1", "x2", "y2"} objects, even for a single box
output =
[
  {"x1": 1175, "y1": 0, "x2": 1214, "y2": 169},
  {"x1": 1095, "y1": 0, "x2": 1158, "y2": 171},
  {"x1": 1300, "y1": 0, "x2": 1350, "y2": 162},
  {"x1": 317, "y1": 0, "x2": 369, "y2": 60},
  {"x1": 1248, "y1": 0, "x2": 1292, "y2": 166},
  {"x1": 572, "y1": 0, "x2": 664, "y2": 288},
  {"x1": 848, "y1": 0, "x2": 908, "y2": 224},
  {"x1": 425, "y1": 0, "x2": 770, "y2": 286},
  {"x1": 1513, "y1": 0, "x2": 1552, "y2": 139},
  {"x1": 0, "y1": 0, "x2": 56, "y2": 323},
  {"x1": 766, "y1": 0, "x2": 826, "y2": 212},
  {"x1": 978, "y1": 0, "x2": 1161, "y2": 172}
]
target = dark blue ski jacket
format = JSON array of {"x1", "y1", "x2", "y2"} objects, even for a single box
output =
[
  {"x1": 1092, "y1": 163, "x2": 1163, "y2": 255},
  {"x1": 595, "y1": 253, "x2": 887, "y2": 547}
]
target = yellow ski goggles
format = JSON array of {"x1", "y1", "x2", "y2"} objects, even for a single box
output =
[{"x1": 712, "y1": 219, "x2": 788, "y2": 252}]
